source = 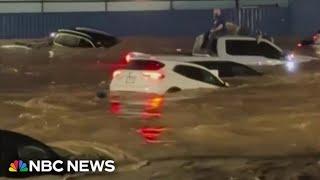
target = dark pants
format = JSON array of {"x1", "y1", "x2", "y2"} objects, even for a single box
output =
[{"x1": 201, "y1": 30, "x2": 226, "y2": 50}]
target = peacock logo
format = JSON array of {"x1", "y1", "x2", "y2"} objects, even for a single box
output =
[{"x1": 8, "y1": 160, "x2": 29, "y2": 173}]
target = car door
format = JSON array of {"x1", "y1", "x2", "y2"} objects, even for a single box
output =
[
  {"x1": 256, "y1": 40, "x2": 283, "y2": 65},
  {"x1": 173, "y1": 65, "x2": 224, "y2": 89}
]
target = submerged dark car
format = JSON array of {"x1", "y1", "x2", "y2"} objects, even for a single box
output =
[
  {"x1": 297, "y1": 30, "x2": 320, "y2": 47},
  {"x1": 192, "y1": 61, "x2": 262, "y2": 77},
  {"x1": 48, "y1": 27, "x2": 120, "y2": 61},
  {"x1": 51, "y1": 27, "x2": 119, "y2": 48}
]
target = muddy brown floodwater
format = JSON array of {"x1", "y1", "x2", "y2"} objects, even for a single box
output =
[{"x1": 1, "y1": 37, "x2": 320, "y2": 180}]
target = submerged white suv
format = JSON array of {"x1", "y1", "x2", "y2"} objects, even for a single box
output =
[{"x1": 110, "y1": 59, "x2": 228, "y2": 95}]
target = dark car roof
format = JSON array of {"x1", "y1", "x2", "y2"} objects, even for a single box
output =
[
  {"x1": 58, "y1": 29, "x2": 92, "y2": 39},
  {"x1": 75, "y1": 27, "x2": 118, "y2": 48},
  {"x1": 57, "y1": 27, "x2": 119, "y2": 48},
  {"x1": 75, "y1": 27, "x2": 114, "y2": 38}
]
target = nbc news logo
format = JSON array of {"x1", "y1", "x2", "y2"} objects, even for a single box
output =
[
  {"x1": 9, "y1": 160, "x2": 29, "y2": 173},
  {"x1": 8, "y1": 159, "x2": 115, "y2": 173}
]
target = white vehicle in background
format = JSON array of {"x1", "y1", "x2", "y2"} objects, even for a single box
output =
[
  {"x1": 110, "y1": 57, "x2": 228, "y2": 95},
  {"x1": 155, "y1": 34, "x2": 316, "y2": 72}
]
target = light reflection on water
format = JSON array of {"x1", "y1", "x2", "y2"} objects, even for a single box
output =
[{"x1": 109, "y1": 93, "x2": 167, "y2": 143}]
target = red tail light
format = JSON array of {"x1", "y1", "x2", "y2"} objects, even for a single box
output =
[
  {"x1": 112, "y1": 70, "x2": 122, "y2": 78},
  {"x1": 297, "y1": 43, "x2": 302, "y2": 47},
  {"x1": 137, "y1": 127, "x2": 167, "y2": 143},
  {"x1": 142, "y1": 72, "x2": 165, "y2": 80},
  {"x1": 110, "y1": 101, "x2": 122, "y2": 114},
  {"x1": 146, "y1": 96, "x2": 164, "y2": 110},
  {"x1": 109, "y1": 95, "x2": 122, "y2": 114}
]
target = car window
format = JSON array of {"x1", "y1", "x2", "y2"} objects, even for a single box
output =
[
  {"x1": 18, "y1": 145, "x2": 50, "y2": 160},
  {"x1": 192, "y1": 61, "x2": 232, "y2": 77},
  {"x1": 192, "y1": 61, "x2": 261, "y2": 77},
  {"x1": 79, "y1": 38, "x2": 93, "y2": 48},
  {"x1": 173, "y1": 65, "x2": 224, "y2": 86},
  {"x1": 126, "y1": 60, "x2": 165, "y2": 70},
  {"x1": 226, "y1": 40, "x2": 259, "y2": 56},
  {"x1": 54, "y1": 34, "x2": 80, "y2": 47},
  {"x1": 257, "y1": 42, "x2": 282, "y2": 59},
  {"x1": 226, "y1": 40, "x2": 281, "y2": 59}
]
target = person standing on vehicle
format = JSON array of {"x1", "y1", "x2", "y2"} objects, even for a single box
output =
[
  {"x1": 202, "y1": 8, "x2": 227, "y2": 53},
  {"x1": 211, "y1": 8, "x2": 227, "y2": 36}
]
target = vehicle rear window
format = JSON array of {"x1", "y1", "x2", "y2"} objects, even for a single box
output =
[{"x1": 126, "y1": 60, "x2": 165, "y2": 70}]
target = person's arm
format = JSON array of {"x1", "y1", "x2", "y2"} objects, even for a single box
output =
[
  {"x1": 211, "y1": 24, "x2": 223, "y2": 32},
  {"x1": 211, "y1": 17, "x2": 225, "y2": 32}
]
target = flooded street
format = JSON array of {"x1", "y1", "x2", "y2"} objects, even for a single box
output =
[{"x1": 1, "y1": 37, "x2": 320, "y2": 179}]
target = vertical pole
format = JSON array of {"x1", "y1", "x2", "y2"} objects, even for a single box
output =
[
  {"x1": 41, "y1": 0, "x2": 45, "y2": 38},
  {"x1": 41, "y1": 0, "x2": 44, "y2": 13},
  {"x1": 235, "y1": 0, "x2": 239, "y2": 9},
  {"x1": 236, "y1": 0, "x2": 240, "y2": 25},
  {"x1": 105, "y1": 0, "x2": 108, "y2": 12},
  {"x1": 170, "y1": 0, "x2": 173, "y2": 10}
]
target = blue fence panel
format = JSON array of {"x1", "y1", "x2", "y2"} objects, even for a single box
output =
[
  {"x1": 239, "y1": 7, "x2": 289, "y2": 36},
  {"x1": 0, "y1": 8, "x2": 289, "y2": 39}
]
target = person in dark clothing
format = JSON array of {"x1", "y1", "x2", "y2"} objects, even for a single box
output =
[
  {"x1": 201, "y1": 8, "x2": 227, "y2": 53},
  {"x1": 211, "y1": 8, "x2": 227, "y2": 35}
]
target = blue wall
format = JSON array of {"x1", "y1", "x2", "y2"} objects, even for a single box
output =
[
  {"x1": 0, "y1": 10, "x2": 233, "y2": 39},
  {"x1": 290, "y1": 0, "x2": 320, "y2": 36},
  {"x1": 0, "y1": 8, "x2": 291, "y2": 39}
]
